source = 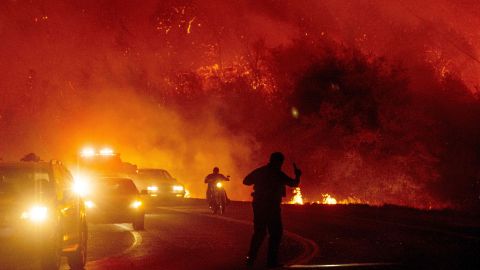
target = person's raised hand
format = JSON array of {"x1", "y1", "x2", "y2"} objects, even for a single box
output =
[{"x1": 293, "y1": 163, "x2": 302, "y2": 178}]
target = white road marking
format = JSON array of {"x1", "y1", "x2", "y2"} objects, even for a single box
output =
[
  {"x1": 157, "y1": 206, "x2": 320, "y2": 266},
  {"x1": 114, "y1": 224, "x2": 143, "y2": 255},
  {"x1": 88, "y1": 223, "x2": 143, "y2": 265}
]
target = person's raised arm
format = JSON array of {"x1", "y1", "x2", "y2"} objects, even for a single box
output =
[
  {"x1": 282, "y1": 163, "x2": 301, "y2": 187},
  {"x1": 243, "y1": 170, "x2": 256, "y2": 186}
]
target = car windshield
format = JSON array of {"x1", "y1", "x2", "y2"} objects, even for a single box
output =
[
  {"x1": 98, "y1": 179, "x2": 138, "y2": 195},
  {"x1": 138, "y1": 170, "x2": 175, "y2": 183},
  {"x1": 0, "y1": 166, "x2": 51, "y2": 195}
]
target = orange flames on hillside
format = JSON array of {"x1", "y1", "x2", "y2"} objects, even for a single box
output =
[
  {"x1": 322, "y1": 194, "x2": 337, "y2": 205},
  {"x1": 288, "y1": 188, "x2": 364, "y2": 205},
  {"x1": 289, "y1": 187, "x2": 304, "y2": 205}
]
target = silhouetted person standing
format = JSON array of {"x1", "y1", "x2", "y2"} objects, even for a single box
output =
[{"x1": 243, "y1": 152, "x2": 301, "y2": 268}]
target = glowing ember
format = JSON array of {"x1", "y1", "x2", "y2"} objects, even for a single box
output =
[
  {"x1": 322, "y1": 194, "x2": 337, "y2": 205},
  {"x1": 187, "y1": 17, "x2": 196, "y2": 34},
  {"x1": 289, "y1": 187, "x2": 304, "y2": 205},
  {"x1": 291, "y1": 107, "x2": 299, "y2": 118}
]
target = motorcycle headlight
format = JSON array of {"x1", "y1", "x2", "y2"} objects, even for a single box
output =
[
  {"x1": 216, "y1": 182, "x2": 223, "y2": 188},
  {"x1": 131, "y1": 200, "x2": 142, "y2": 208},
  {"x1": 21, "y1": 205, "x2": 48, "y2": 222},
  {"x1": 172, "y1": 185, "x2": 184, "y2": 192}
]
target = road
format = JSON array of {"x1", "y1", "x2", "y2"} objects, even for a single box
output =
[
  {"x1": 84, "y1": 200, "x2": 305, "y2": 270},
  {"x1": 2, "y1": 199, "x2": 480, "y2": 269}
]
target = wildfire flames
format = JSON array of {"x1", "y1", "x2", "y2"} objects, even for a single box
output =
[
  {"x1": 289, "y1": 187, "x2": 304, "y2": 205},
  {"x1": 288, "y1": 188, "x2": 339, "y2": 205},
  {"x1": 322, "y1": 194, "x2": 338, "y2": 205},
  {"x1": 1, "y1": 1, "x2": 480, "y2": 209}
]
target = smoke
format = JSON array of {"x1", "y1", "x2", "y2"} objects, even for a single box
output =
[{"x1": 1, "y1": 0, "x2": 480, "y2": 208}]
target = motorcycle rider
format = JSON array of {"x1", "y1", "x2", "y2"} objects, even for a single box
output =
[{"x1": 204, "y1": 167, "x2": 230, "y2": 207}]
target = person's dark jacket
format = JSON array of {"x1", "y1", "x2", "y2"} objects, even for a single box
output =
[
  {"x1": 205, "y1": 173, "x2": 229, "y2": 184},
  {"x1": 243, "y1": 164, "x2": 299, "y2": 204}
]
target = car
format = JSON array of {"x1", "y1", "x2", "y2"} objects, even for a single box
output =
[
  {"x1": 83, "y1": 177, "x2": 145, "y2": 230},
  {"x1": 135, "y1": 168, "x2": 186, "y2": 199},
  {"x1": 0, "y1": 160, "x2": 87, "y2": 270}
]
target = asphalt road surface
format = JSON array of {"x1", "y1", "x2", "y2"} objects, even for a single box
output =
[{"x1": 2, "y1": 199, "x2": 480, "y2": 269}]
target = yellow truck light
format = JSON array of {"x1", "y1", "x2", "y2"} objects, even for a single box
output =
[
  {"x1": 80, "y1": 147, "x2": 95, "y2": 158},
  {"x1": 99, "y1": 147, "x2": 114, "y2": 156}
]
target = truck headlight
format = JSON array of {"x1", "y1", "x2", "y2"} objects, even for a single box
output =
[
  {"x1": 21, "y1": 205, "x2": 48, "y2": 222},
  {"x1": 172, "y1": 185, "x2": 184, "y2": 192}
]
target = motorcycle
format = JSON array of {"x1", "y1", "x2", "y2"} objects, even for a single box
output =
[{"x1": 209, "y1": 179, "x2": 229, "y2": 215}]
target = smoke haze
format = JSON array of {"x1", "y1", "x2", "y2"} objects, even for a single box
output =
[{"x1": 1, "y1": 0, "x2": 480, "y2": 208}]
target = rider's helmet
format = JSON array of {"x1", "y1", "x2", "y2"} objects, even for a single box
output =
[{"x1": 213, "y1": 167, "x2": 219, "y2": 174}]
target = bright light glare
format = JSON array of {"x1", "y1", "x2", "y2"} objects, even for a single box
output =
[
  {"x1": 99, "y1": 147, "x2": 114, "y2": 156},
  {"x1": 21, "y1": 206, "x2": 48, "y2": 222},
  {"x1": 73, "y1": 180, "x2": 89, "y2": 197},
  {"x1": 80, "y1": 147, "x2": 95, "y2": 158},
  {"x1": 216, "y1": 182, "x2": 223, "y2": 188},
  {"x1": 147, "y1": 186, "x2": 158, "y2": 191},
  {"x1": 131, "y1": 200, "x2": 142, "y2": 208},
  {"x1": 173, "y1": 185, "x2": 184, "y2": 192},
  {"x1": 84, "y1": 200, "x2": 95, "y2": 209}
]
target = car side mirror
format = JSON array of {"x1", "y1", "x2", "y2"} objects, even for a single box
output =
[{"x1": 141, "y1": 189, "x2": 148, "y2": 195}]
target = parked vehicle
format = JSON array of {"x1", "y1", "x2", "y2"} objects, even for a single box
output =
[{"x1": 0, "y1": 160, "x2": 87, "y2": 270}]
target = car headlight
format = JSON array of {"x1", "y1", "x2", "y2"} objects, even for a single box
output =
[
  {"x1": 84, "y1": 200, "x2": 95, "y2": 209},
  {"x1": 216, "y1": 182, "x2": 223, "y2": 188},
  {"x1": 131, "y1": 200, "x2": 142, "y2": 208},
  {"x1": 21, "y1": 205, "x2": 48, "y2": 222},
  {"x1": 172, "y1": 185, "x2": 184, "y2": 192},
  {"x1": 147, "y1": 186, "x2": 158, "y2": 192}
]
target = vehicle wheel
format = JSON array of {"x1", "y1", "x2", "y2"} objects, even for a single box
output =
[
  {"x1": 218, "y1": 192, "x2": 227, "y2": 215},
  {"x1": 219, "y1": 199, "x2": 226, "y2": 215},
  {"x1": 67, "y1": 220, "x2": 87, "y2": 270},
  {"x1": 133, "y1": 215, "x2": 145, "y2": 230},
  {"x1": 41, "y1": 234, "x2": 61, "y2": 270}
]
